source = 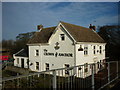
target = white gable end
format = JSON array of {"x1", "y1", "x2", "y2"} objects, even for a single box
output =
[{"x1": 40, "y1": 23, "x2": 75, "y2": 71}]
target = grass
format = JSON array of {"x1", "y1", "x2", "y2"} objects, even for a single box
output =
[{"x1": 2, "y1": 70, "x2": 21, "y2": 78}]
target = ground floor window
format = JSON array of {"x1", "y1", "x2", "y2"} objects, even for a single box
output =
[
  {"x1": 45, "y1": 63, "x2": 49, "y2": 71},
  {"x1": 17, "y1": 58, "x2": 19, "y2": 64},
  {"x1": 97, "y1": 62, "x2": 100, "y2": 69},
  {"x1": 36, "y1": 62, "x2": 39, "y2": 70},
  {"x1": 21, "y1": 58, "x2": 24, "y2": 68},
  {"x1": 65, "y1": 64, "x2": 70, "y2": 75},
  {"x1": 84, "y1": 63, "x2": 88, "y2": 73}
]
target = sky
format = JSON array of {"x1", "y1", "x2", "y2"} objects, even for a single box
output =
[{"x1": 2, "y1": 2, "x2": 120, "y2": 40}]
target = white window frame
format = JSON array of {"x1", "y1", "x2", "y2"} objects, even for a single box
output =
[
  {"x1": 60, "y1": 34, "x2": 65, "y2": 41},
  {"x1": 45, "y1": 63, "x2": 49, "y2": 71},
  {"x1": 65, "y1": 64, "x2": 70, "y2": 75},
  {"x1": 93, "y1": 46, "x2": 96, "y2": 55},
  {"x1": 84, "y1": 63, "x2": 88, "y2": 73},
  {"x1": 84, "y1": 45, "x2": 88, "y2": 55},
  {"x1": 99, "y1": 46, "x2": 102, "y2": 54},
  {"x1": 35, "y1": 49, "x2": 39, "y2": 56},
  {"x1": 36, "y1": 62, "x2": 39, "y2": 70},
  {"x1": 17, "y1": 58, "x2": 19, "y2": 64}
]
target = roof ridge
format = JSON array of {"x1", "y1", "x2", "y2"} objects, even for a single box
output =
[{"x1": 60, "y1": 21, "x2": 90, "y2": 30}]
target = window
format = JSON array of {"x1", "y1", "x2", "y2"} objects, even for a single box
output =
[
  {"x1": 45, "y1": 63, "x2": 49, "y2": 71},
  {"x1": 36, "y1": 62, "x2": 39, "y2": 70},
  {"x1": 84, "y1": 46, "x2": 88, "y2": 55},
  {"x1": 35, "y1": 50, "x2": 39, "y2": 56},
  {"x1": 99, "y1": 46, "x2": 102, "y2": 54},
  {"x1": 93, "y1": 46, "x2": 96, "y2": 54},
  {"x1": 60, "y1": 34, "x2": 65, "y2": 41},
  {"x1": 17, "y1": 58, "x2": 19, "y2": 64},
  {"x1": 27, "y1": 59, "x2": 29, "y2": 69},
  {"x1": 100, "y1": 60, "x2": 102, "y2": 68},
  {"x1": 27, "y1": 59, "x2": 29, "y2": 65},
  {"x1": 97, "y1": 62, "x2": 100, "y2": 69},
  {"x1": 84, "y1": 63, "x2": 88, "y2": 73},
  {"x1": 65, "y1": 64, "x2": 70, "y2": 75}
]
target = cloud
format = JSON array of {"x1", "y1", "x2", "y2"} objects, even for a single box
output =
[{"x1": 2, "y1": 2, "x2": 119, "y2": 40}]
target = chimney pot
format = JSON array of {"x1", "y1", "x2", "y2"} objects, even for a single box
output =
[
  {"x1": 89, "y1": 24, "x2": 96, "y2": 31},
  {"x1": 37, "y1": 24, "x2": 43, "y2": 31}
]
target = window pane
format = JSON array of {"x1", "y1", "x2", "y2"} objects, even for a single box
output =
[
  {"x1": 46, "y1": 63, "x2": 49, "y2": 71},
  {"x1": 35, "y1": 50, "x2": 39, "y2": 56},
  {"x1": 60, "y1": 34, "x2": 65, "y2": 41},
  {"x1": 65, "y1": 64, "x2": 69, "y2": 75},
  {"x1": 84, "y1": 46, "x2": 88, "y2": 55},
  {"x1": 36, "y1": 62, "x2": 39, "y2": 70},
  {"x1": 17, "y1": 58, "x2": 19, "y2": 64}
]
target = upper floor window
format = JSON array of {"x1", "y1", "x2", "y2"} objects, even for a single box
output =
[
  {"x1": 35, "y1": 50, "x2": 39, "y2": 56},
  {"x1": 93, "y1": 46, "x2": 96, "y2": 54},
  {"x1": 60, "y1": 34, "x2": 65, "y2": 41},
  {"x1": 36, "y1": 62, "x2": 39, "y2": 70},
  {"x1": 45, "y1": 63, "x2": 49, "y2": 71},
  {"x1": 84, "y1": 46, "x2": 88, "y2": 55},
  {"x1": 99, "y1": 46, "x2": 102, "y2": 54}
]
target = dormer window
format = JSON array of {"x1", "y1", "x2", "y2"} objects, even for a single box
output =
[{"x1": 60, "y1": 34, "x2": 65, "y2": 41}]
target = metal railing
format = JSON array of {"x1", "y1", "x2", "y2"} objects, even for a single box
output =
[{"x1": 1, "y1": 61, "x2": 120, "y2": 90}]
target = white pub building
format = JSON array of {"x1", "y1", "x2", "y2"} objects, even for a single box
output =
[{"x1": 14, "y1": 21, "x2": 106, "y2": 77}]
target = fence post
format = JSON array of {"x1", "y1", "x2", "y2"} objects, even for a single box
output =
[
  {"x1": 108, "y1": 62, "x2": 110, "y2": 83},
  {"x1": 17, "y1": 78, "x2": 19, "y2": 87},
  {"x1": 91, "y1": 64, "x2": 95, "y2": 90},
  {"x1": 117, "y1": 61, "x2": 119, "y2": 79},
  {"x1": 53, "y1": 70, "x2": 57, "y2": 89}
]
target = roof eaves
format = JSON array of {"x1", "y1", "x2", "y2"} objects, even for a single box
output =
[
  {"x1": 27, "y1": 43, "x2": 49, "y2": 46},
  {"x1": 14, "y1": 49, "x2": 24, "y2": 56}
]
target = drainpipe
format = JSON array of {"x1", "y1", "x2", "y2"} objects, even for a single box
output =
[
  {"x1": 73, "y1": 42, "x2": 76, "y2": 76},
  {"x1": 40, "y1": 44, "x2": 42, "y2": 72}
]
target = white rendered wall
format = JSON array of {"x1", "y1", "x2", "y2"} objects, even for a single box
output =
[
  {"x1": 29, "y1": 45, "x2": 41, "y2": 72},
  {"x1": 29, "y1": 26, "x2": 75, "y2": 72},
  {"x1": 75, "y1": 43, "x2": 106, "y2": 65},
  {"x1": 14, "y1": 56, "x2": 28, "y2": 68}
]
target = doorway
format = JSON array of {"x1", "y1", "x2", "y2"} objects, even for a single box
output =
[{"x1": 21, "y1": 58, "x2": 24, "y2": 68}]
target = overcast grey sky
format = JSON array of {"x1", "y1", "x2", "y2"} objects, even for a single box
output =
[{"x1": 2, "y1": 1, "x2": 120, "y2": 40}]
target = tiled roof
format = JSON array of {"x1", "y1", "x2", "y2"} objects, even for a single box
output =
[
  {"x1": 28, "y1": 21, "x2": 105, "y2": 44},
  {"x1": 28, "y1": 26, "x2": 56, "y2": 44},
  {"x1": 15, "y1": 49, "x2": 28, "y2": 57},
  {"x1": 60, "y1": 21, "x2": 105, "y2": 43}
]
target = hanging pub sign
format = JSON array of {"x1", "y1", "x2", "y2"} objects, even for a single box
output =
[{"x1": 43, "y1": 49, "x2": 73, "y2": 57}]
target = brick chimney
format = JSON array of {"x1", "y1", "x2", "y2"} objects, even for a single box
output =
[
  {"x1": 37, "y1": 24, "x2": 43, "y2": 31},
  {"x1": 89, "y1": 24, "x2": 96, "y2": 31}
]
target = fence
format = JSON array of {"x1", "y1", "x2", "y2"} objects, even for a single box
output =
[{"x1": 1, "y1": 61, "x2": 120, "y2": 90}]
